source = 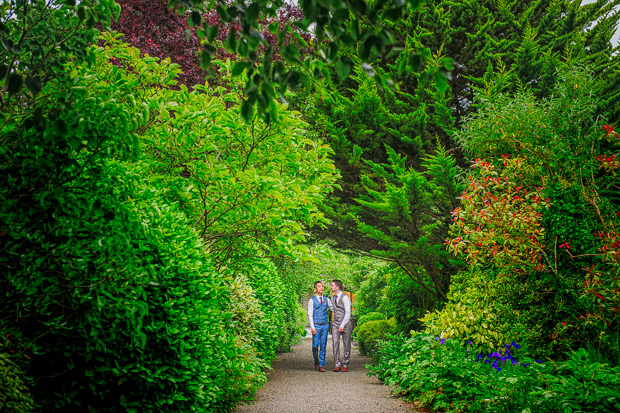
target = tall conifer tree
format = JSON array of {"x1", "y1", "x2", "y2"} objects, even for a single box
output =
[{"x1": 303, "y1": 0, "x2": 620, "y2": 302}]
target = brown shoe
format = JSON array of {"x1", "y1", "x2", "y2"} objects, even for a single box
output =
[
  {"x1": 319, "y1": 367, "x2": 325, "y2": 372},
  {"x1": 314, "y1": 361, "x2": 319, "y2": 371},
  {"x1": 341, "y1": 367, "x2": 348, "y2": 372},
  {"x1": 333, "y1": 366, "x2": 341, "y2": 372}
]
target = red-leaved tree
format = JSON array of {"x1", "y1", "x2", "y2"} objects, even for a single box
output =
[{"x1": 109, "y1": 0, "x2": 311, "y2": 87}]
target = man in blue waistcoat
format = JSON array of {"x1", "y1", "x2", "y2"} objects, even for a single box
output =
[{"x1": 307, "y1": 280, "x2": 334, "y2": 372}]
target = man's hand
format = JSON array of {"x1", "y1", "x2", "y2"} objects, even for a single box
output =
[
  {"x1": 339, "y1": 326, "x2": 344, "y2": 333},
  {"x1": 311, "y1": 328, "x2": 317, "y2": 335}
]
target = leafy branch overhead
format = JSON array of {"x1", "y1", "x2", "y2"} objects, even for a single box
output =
[{"x1": 171, "y1": 0, "x2": 438, "y2": 121}]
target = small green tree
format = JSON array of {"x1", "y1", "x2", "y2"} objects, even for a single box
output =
[{"x1": 125, "y1": 55, "x2": 341, "y2": 266}]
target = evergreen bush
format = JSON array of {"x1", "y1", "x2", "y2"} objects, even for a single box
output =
[
  {"x1": 357, "y1": 312, "x2": 387, "y2": 328},
  {"x1": 357, "y1": 318, "x2": 398, "y2": 358},
  {"x1": 353, "y1": 311, "x2": 386, "y2": 339},
  {"x1": 1, "y1": 161, "x2": 249, "y2": 411}
]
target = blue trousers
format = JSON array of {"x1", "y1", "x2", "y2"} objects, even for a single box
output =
[{"x1": 312, "y1": 323, "x2": 329, "y2": 367}]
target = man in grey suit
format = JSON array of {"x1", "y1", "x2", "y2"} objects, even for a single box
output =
[{"x1": 330, "y1": 279, "x2": 353, "y2": 372}]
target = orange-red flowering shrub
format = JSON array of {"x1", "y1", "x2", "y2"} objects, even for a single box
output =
[{"x1": 447, "y1": 157, "x2": 550, "y2": 274}]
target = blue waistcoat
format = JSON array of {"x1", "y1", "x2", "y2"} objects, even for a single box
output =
[{"x1": 312, "y1": 295, "x2": 328, "y2": 324}]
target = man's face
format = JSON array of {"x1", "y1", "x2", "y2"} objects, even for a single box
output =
[
  {"x1": 315, "y1": 282, "x2": 324, "y2": 295},
  {"x1": 330, "y1": 281, "x2": 337, "y2": 293}
]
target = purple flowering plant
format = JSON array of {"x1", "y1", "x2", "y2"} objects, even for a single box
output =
[
  {"x1": 369, "y1": 333, "x2": 620, "y2": 412},
  {"x1": 368, "y1": 333, "x2": 547, "y2": 412}
]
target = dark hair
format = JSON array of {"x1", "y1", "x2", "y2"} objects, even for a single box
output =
[
  {"x1": 332, "y1": 279, "x2": 343, "y2": 290},
  {"x1": 314, "y1": 280, "x2": 323, "y2": 288}
]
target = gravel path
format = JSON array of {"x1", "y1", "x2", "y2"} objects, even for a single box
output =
[{"x1": 234, "y1": 328, "x2": 416, "y2": 413}]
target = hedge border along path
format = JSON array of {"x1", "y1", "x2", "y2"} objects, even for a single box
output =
[{"x1": 234, "y1": 328, "x2": 416, "y2": 412}]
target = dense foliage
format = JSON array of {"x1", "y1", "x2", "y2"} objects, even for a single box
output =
[
  {"x1": 385, "y1": 0, "x2": 620, "y2": 123},
  {"x1": 1, "y1": 37, "x2": 240, "y2": 412},
  {"x1": 356, "y1": 318, "x2": 397, "y2": 357},
  {"x1": 356, "y1": 311, "x2": 386, "y2": 328},
  {"x1": 369, "y1": 334, "x2": 620, "y2": 412},
  {"x1": 298, "y1": 0, "x2": 620, "y2": 309},
  {"x1": 242, "y1": 259, "x2": 307, "y2": 357},
  {"x1": 354, "y1": 264, "x2": 437, "y2": 333},
  {"x1": 128, "y1": 56, "x2": 339, "y2": 265},
  {"x1": 3, "y1": 0, "x2": 620, "y2": 411},
  {"x1": 0, "y1": 2, "x2": 266, "y2": 406},
  {"x1": 0, "y1": 352, "x2": 34, "y2": 412},
  {"x1": 109, "y1": 0, "x2": 312, "y2": 87},
  {"x1": 4, "y1": 163, "x2": 253, "y2": 411},
  {"x1": 154, "y1": 0, "x2": 435, "y2": 121},
  {"x1": 427, "y1": 67, "x2": 620, "y2": 360},
  {"x1": 227, "y1": 260, "x2": 307, "y2": 393},
  {"x1": 0, "y1": 0, "x2": 329, "y2": 410}
]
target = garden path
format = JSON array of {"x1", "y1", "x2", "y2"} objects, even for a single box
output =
[{"x1": 233, "y1": 328, "x2": 416, "y2": 413}]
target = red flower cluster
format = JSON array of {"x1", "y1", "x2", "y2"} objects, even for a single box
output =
[
  {"x1": 603, "y1": 124, "x2": 614, "y2": 135},
  {"x1": 595, "y1": 154, "x2": 619, "y2": 171}
]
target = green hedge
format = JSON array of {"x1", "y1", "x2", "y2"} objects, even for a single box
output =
[
  {"x1": 357, "y1": 312, "x2": 387, "y2": 328},
  {"x1": 357, "y1": 318, "x2": 398, "y2": 358},
  {"x1": 353, "y1": 311, "x2": 386, "y2": 338},
  {"x1": 243, "y1": 260, "x2": 307, "y2": 361},
  {"x1": 0, "y1": 162, "x2": 251, "y2": 411}
]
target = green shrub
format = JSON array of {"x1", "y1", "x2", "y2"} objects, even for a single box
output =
[
  {"x1": 230, "y1": 274, "x2": 264, "y2": 345},
  {"x1": 368, "y1": 334, "x2": 620, "y2": 413},
  {"x1": 369, "y1": 334, "x2": 540, "y2": 412},
  {"x1": 357, "y1": 318, "x2": 397, "y2": 357},
  {"x1": 0, "y1": 352, "x2": 35, "y2": 413},
  {"x1": 422, "y1": 269, "x2": 538, "y2": 354},
  {"x1": 227, "y1": 274, "x2": 269, "y2": 388},
  {"x1": 532, "y1": 348, "x2": 620, "y2": 413},
  {"x1": 354, "y1": 312, "x2": 386, "y2": 338},
  {"x1": 357, "y1": 312, "x2": 387, "y2": 327},
  {"x1": 281, "y1": 299, "x2": 308, "y2": 351},
  {"x1": 0, "y1": 161, "x2": 251, "y2": 412},
  {"x1": 242, "y1": 259, "x2": 306, "y2": 361}
]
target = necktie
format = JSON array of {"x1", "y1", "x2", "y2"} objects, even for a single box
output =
[{"x1": 320, "y1": 296, "x2": 323, "y2": 305}]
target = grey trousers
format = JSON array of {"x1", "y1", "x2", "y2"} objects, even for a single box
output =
[{"x1": 332, "y1": 321, "x2": 353, "y2": 367}]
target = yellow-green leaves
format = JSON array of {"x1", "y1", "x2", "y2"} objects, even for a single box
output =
[{"x1": 139, "y1": 68, "x2": 339, "y2": 265}]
